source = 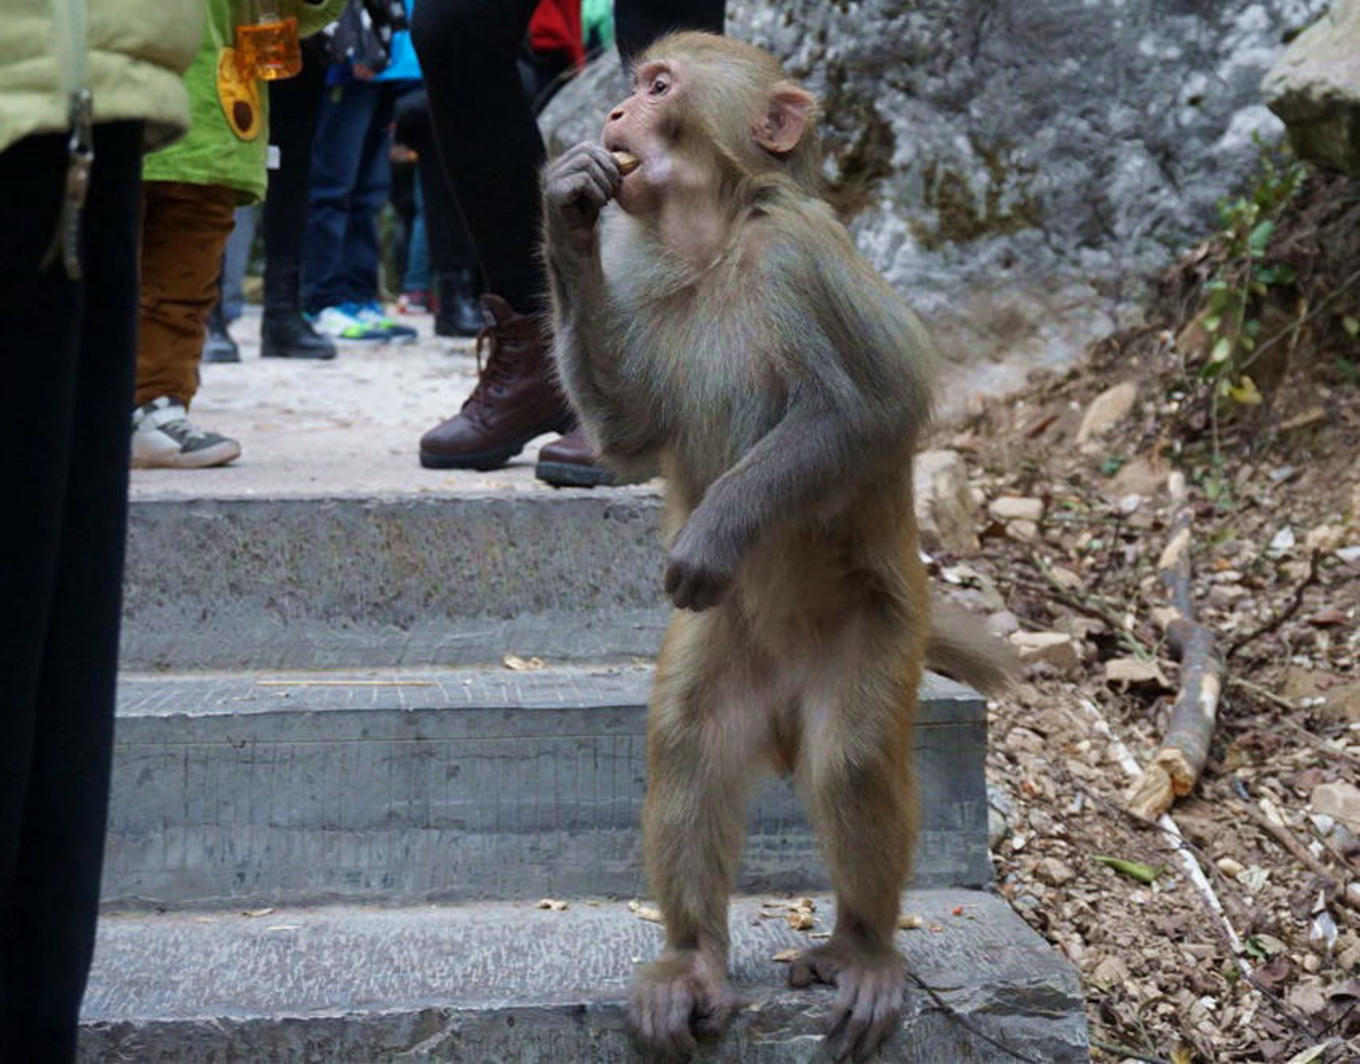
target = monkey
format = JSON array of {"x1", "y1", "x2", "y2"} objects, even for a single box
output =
[{"x1": 542, "y1": 32, "x2": 1010, "y2": 1063}]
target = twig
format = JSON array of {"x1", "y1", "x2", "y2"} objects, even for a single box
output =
[
  {"x1": 1127, "y1": 473, "x2": 1224, "y2": 820},
  {"x1": 1227, "y1": 549, "x2": 1322, "y2": 658},
  {"x1": 1015, "y1": 552, "x2": 1155, "y2": 658},
  {"x1": 1090, "y1": 1039, "x2": 1169, "y2": 1064},
  {"x1": 1240, "y1": 264, "x2": 1360, "y2": 372},
  {"x1": 1276, "y1": 715, "x2": 1360, "y2": 770},
  {"x1": 1235, "y1": 800, "x2": 1360, "y2": 919},
  {"x1": 1228, "y1": 675, "x2": 1296, "y2": 710}
]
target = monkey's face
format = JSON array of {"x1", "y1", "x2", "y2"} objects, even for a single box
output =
[{"x1": 603, "y1": 59, "x2": 703, "y2": 216}]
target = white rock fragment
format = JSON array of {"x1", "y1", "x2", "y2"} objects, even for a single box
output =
[
  {"x1": 988, "y1": 495, "x2": 1045, "y2": 522},
  {"x1": 1010, "y1": 630, "x2": 1081, "y2": 671},
  {"x1": 1076, "y1": 382, "x2": 1139, "y2": 445},
  {"x1": 1310, "y1": 781, "x2": 1360, "y2": 833},
  {"x1": 913, "y1": 450, "x2": 981, "y2": 555}
]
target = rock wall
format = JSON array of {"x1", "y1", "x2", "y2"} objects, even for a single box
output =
[{"x1": 540, "y1": 0, "x2": 1329, "y2": 402}]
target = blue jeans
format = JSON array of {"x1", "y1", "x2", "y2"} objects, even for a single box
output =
[
  {"x1": 302, "y1": 81, "x2": 395, "y2": 313},
  {"x1": 403, "y1": 176, "x2": 431, "y2": 292}
]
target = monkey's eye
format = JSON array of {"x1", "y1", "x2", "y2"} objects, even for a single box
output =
[{"x1": 648, "y1": 75, "x2": 670, "y2": 96}]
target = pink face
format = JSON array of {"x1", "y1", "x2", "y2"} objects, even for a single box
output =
[{"x1": 602, "y1": 59, "x2": 684, "y2": 215}]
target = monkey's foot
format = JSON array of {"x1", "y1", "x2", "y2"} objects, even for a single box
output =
[
  {"x1": 628, "y1": 948, "x2": 741, "y2": 1061},
  {"x1": 787, "y1": 939, "x2": 906, "y2": 1062}
]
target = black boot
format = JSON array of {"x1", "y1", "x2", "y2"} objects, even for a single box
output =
[
  {"x1": 435, "y1": 269, "x2": 484, "y2": 338},
  {"x1": 261, "y1": 312, "x2": 338, "y2": 359},
  {"x1": 203, "y1": 302, "x2": 241, "y2": 363}
]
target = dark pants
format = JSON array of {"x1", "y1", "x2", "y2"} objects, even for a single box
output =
[
  {"x1": 0, "y1": 121, "x2": 144, "y2": 1063},
  {"x1": 301, "y1": 80, "x2": 396, "y2": 313},
  {"x1": 392, "y1": 89, "x2": 477, "y2": 280},
  {"x1": 411, "y1": 0, "x2": 726, "y2": 314},
  {"x1": 263, "y1": 36, "x2": 328, "y2": 320}
]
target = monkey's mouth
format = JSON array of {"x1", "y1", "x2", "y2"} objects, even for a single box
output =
[{"x1": 607, "y1": 143, "x2": 641, "y2": 176}]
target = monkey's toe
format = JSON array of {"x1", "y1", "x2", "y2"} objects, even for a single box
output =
[
  {"x1": 825, "y1": 962, "x2": 905, "y2": 1062},
  {"x1": 628, "y1": 952, "x2": 739, "y2": 1061}
]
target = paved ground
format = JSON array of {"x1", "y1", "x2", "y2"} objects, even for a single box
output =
[{"x1": 129, "y1": 307, "x2": 633, "y2": 502}]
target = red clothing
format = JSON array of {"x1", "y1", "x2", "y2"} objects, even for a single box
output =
[{"x1": 529, "y1": 0, "x2": 584, "y2": 68}]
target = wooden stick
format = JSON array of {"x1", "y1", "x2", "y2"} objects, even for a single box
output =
[
  {"x1": 1235, "y1": 800, "x2": 1360, "y2": 920},
  {"x1": 1127, "y1": 472, "x2": 1224, "y2": 820}
]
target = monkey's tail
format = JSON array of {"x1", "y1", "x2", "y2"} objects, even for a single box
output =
[{"x1": 925, "y1": 597, "x2": 1017, "y2": 696}]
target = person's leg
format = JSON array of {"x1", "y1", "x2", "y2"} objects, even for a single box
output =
[
  {"x1": 0, "y1": 121, "x2": 143, "y2": 1062},
  {"x1": 134, "y1": 181, "x2": 242, "y2": 468},
  {"x1": 412, "y1": 0, "x2": 544, "y2": 314},
  {"x1": 301, "y1": 81, "x2": 379, "y2": 315},
  {"x1": 220, "y1": 205, "x2": 256, "y2": 321},
  {"x1": 135, "y1": 181, "x2": 238, "y2": 408},
  {"x1": 260, "y1": 37, "x2": 337, "y2": 358},
  {"x1": 339, "y1": 84, "x2": 395, "y2": 308},
  {"x1": 614, "y1": 0, "x2": 725, "y2": 63},
  {"x1": 403, "y1": 176, "x2": 431, "y2": 297}
]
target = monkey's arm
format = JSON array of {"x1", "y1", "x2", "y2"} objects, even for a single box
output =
[{"x1": 542, "y1": 144, "x2": 659, "y2": 463}]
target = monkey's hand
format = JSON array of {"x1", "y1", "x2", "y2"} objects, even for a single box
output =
[
  {"x1": 543, "y1": 143, "x2": 623, "y2": 251},
  {"x1": 664, "y1": 520, "x2": 740, "y2": 612}
]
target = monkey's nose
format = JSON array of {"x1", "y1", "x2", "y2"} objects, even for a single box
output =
[{"x1": 608, "y1": 107, "x2": 625, "y2": 121}]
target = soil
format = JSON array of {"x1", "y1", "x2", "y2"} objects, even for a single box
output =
[{"x1": 931, "y1": 170, "x2": 1360, "y2": 1062}]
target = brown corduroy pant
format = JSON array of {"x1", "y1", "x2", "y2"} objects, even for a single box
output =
[{"x1": 135, "y1": 181, "x2": 237, "y2": 407}]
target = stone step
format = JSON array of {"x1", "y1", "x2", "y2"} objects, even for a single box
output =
[
  {"x1": 122, "y1": 492, "x2": 668, "y2": 671},
  {"x1": 106, "y1": 666, "x2": 992, "y2": 909},
  {"x1": 79, "y1": 891, "x2": 1089, "y2": 1062}
]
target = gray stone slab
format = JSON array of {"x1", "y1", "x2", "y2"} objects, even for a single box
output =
[
  {"x1": 122, "y1": 494, "x2": 669, "y2": 671},
  {"x1": 80, "y1": 890, "x2": 1088, "y2": 1062},
  {"x1": 105, "y1": 668, "x2": 992, "y2": 908}
]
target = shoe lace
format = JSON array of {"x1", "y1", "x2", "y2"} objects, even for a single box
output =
[{"x1": 465, "y1": 321, "x2": 518, "y2": 411}]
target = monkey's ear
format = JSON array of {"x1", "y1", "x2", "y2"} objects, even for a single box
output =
[{"x1": 753, "y1": 82, "x2": 816, "y2": 155}]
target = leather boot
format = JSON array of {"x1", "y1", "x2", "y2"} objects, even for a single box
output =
[
  {"x1": 434, "y1": 269, "x2": 484, "y2": 338},
  {"x1": 202, "y1": 302, "x2": 240, "y2": 363},
  {"x1": 419, "y1": 294, "x2": 573, "y2": 470},
  {"x1": 535, "y1": 427, "x2": 616, "y2": 488},
  {"x1": 261, "y1": 312, "x2": 338, "y2": 360}
]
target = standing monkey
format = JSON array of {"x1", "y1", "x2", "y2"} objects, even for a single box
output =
[{"x1": 543, "y1": 32, "x2": 1006, "y2": 1062}]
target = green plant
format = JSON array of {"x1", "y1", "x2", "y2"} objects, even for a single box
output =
[{"x1": 1199, "y1": 140, "x2": 1309, "y2": 403}]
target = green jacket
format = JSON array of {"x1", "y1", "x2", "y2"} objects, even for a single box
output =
[
  {"x1": 144, "y1": 0, "x2": 343, "y2": 204},
  {"x1": 0, "y1": 0, "x2": 202, "y2": 154}
]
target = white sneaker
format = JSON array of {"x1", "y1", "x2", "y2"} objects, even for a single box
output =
[{"x1": 131, "y1": 397, "x2": 241, "y2": 469}]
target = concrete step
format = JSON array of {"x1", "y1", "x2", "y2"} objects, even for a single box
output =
[
  {"x1": 106, "y1": 666, "x2": 992, "y2": 910},
  {"x1": 79, "y1": 890, "x2": 1089, "y2": 1062},
  {"x1": 122, "y1": 492, "x2": 668, "y2": 671}
]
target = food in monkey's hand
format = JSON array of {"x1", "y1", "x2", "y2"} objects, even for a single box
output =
[{"x1": 610, "y1": 150, "x2": 640, "y2": 174}]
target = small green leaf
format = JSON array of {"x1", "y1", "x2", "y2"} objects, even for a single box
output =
[
  {"x1": 1091, "y1": 855, "x2": 1163, "y2": 884},
  {"x1": 1343, "y1": 315, "x2": 1359, "y2": 338},
  {"x1": 1203, "y1": 313, "x2": 1221, "y2": 333},
  {"x1": 1247, "y1": 220, "x2": 1274, "y2": 255},
  {"x1": 1210, "y1": 336, "x2": 1233, "y2": 363},
  {"x1": 1098, "y1": 455, "x2": 1125, "y2": 477}
]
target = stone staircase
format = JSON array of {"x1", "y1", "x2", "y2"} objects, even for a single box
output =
[{"x1": 80, "y1": 487, "x2": 1089, "y2": 1062}]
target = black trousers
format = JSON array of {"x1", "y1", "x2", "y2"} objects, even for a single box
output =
[
  {"x1": 392, "y1": 89, "x2": 478, "y2": 279},
  {"x1": 0, "y1": 121, "x2": 144, "y2": 1063},
  {"x1": 263, "y1": 36, "x2": 329, "y2": 319},
  {"x1": 411, "y1": 0, "x2": 726, "y2": 314}
]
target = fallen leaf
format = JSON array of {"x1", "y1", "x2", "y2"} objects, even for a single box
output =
[
  {"x1": 1091, "y1": 855, "x2": 1162, "y2": 884},
  {"x1": 537, "y1": 898, "x2": 569, "y2": 912},
  {"x1": 786, "y1": 910, "x2": 816, "y2": 931},
  {"x1": 1283, "y1": 1043, "x2": 1336, "y2": 1064},
  {"x1": 772, "y1": 948, "x2": 800, "y2": 963},
  {"x1": 503, "y1": 654, "x2": 545, "y2": 671},
  {"x1": 242, "y1": 907, "x2": 275, "y2": 918},
  {"x1": 897, "y1": 914, "x2": 924, "y2": 930},
  {"x1": 627, "y1": 900, "x2": 663, "y2": 924}
]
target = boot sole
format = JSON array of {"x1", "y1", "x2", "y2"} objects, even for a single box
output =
[
  {"x1": 419, "y1": 418, "x2": 574, "y2": 472},
  {"x1": 534, "y1": 460, "x2": 616, "y2": 488}
]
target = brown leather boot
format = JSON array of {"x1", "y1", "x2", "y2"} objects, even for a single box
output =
[
  {"x1": 419, "y1": 294, "x2": 573, "y2": 470},
  {"x1": 534, "y1": 427, "x2": 617, "y2": 488}
]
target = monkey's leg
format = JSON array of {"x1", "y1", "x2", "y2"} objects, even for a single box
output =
[
  {"x1": 629, "y1": 612, "x2": 765, "y2": 1059},
  {"x1": 790, "y1": 667, "x2": 918, "y2": 1063}
]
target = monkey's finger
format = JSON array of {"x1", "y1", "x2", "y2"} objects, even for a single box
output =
[
  {"x1": 663, "y1": 984, "x2": 698, "y2": 1056},
  {"x1": 858, "y1": 992, "x2": 902, "y2": 1063}
]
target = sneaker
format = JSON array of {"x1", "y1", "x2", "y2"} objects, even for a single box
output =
[
  {"x1": 131, "y1": 397, "x2": 241, "y2": 469},
  {"x1": 309, "y1": 305, "x2": 390, "y2": 343},
  {"x1": 350, "y1": 301, "x2": 418, "y2": 344},
  {"x1": 396, "y1": 289, "x2": 429, "y2": 314}
]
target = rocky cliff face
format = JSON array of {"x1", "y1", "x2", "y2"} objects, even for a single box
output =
[{"x1": 540, "y1": 0, "x2": 1329, "y2": 400}]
